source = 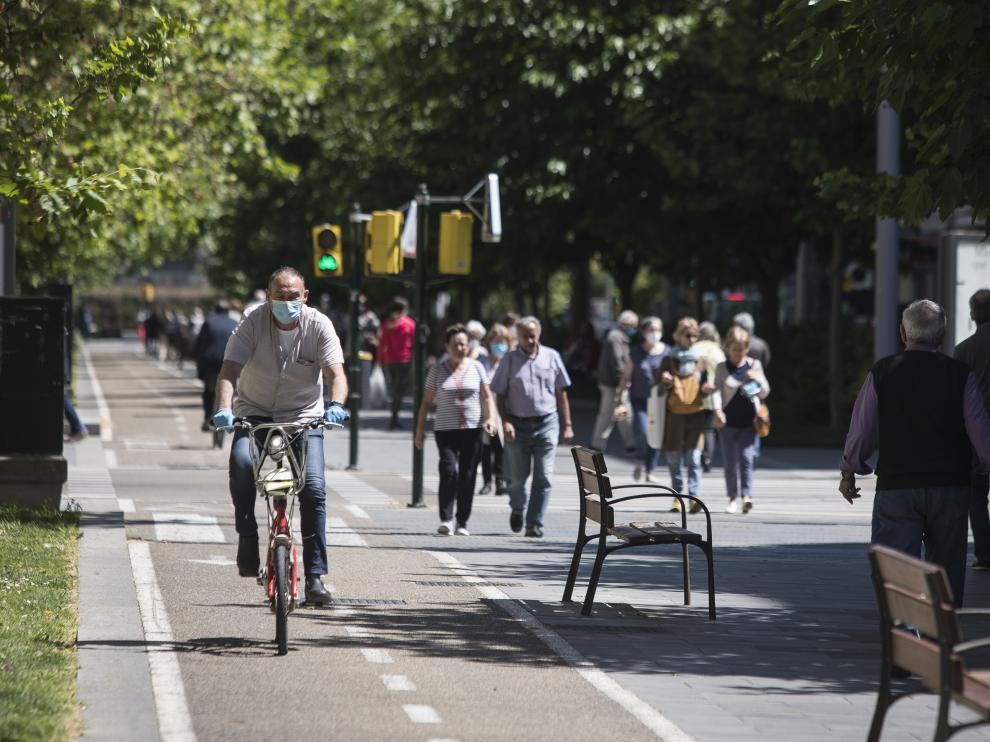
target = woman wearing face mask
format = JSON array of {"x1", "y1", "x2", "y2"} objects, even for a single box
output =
[
  {"x1": 618, "y1": 317, "x2": 667, "y2": 482},
  {"x1": 659, "y1": 317, "x2": 713, "y2": 512},
  {"x1": 414, "y1": 324, "x2": 497, "y2": 535},
  {"x1": 478, "y1": 323, "x2": 511, "y2": 494},
  {"x1": 712, "y1": 326, "x2": 770, "y2": 514}
]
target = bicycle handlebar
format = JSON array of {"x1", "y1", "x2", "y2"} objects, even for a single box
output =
[{"x1": 231, "y1": 417, "x2": 344, "y2": 432}]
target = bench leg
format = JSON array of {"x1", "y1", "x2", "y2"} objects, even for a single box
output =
[
  {"x1": 934, "y1": 686, "x2": 953, "y2": 742},
  {"x1": 703, "y1": 543, "x2": 716, "y2": 621},
  {"x1": 582, "y1": 540, "x2": 608, "y2": 616},
  {"x1": 866, "y1": 659, "x2": 892, "y2": 742},
  {"x1": 682, "y1": 542, "x2": 691, "y2": 606},
  {"x1": 563, "y1": 534, "x2": 590, "y2": 602}
]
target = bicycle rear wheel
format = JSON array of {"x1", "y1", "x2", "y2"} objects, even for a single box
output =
[{"x1": 274, "y1": 543, "x2": 290, "y2": 655}]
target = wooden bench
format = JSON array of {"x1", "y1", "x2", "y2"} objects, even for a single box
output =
[
  {"x1": 868, "y1": 545, "x2": 990, "y2": 741},
  {"x1": 562, "y1": 446, "x2": 715, "y2": 618}
]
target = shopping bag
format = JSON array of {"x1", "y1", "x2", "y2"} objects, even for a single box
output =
[
  {"x1": 368, "y1": 365, "x2": 388, "y2": 409},
  {"x1": 646, "y1": 385, "x2": 666, "y2": 450}
]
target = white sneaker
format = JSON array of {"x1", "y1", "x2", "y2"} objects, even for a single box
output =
[
  {"x1": 437, "y1": 520, "x2": 454, "y2": 535},
  {"x1": 644, "y1": 471, "x2": 657, "y2": 483},
  {"x1": 633, "y1": 465, "x2": 643, "y2": 481},
  {"x1": 725, "y1": 499, "x2": 740, "y2": 514},
  {"x1": 454, "y1": 525, "x2": 470, "y2": 536},
  {"x1": 742, "y1": 498, "x2": 753, "y2": 514}
]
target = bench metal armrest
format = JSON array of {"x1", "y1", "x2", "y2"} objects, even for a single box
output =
[
  {"x1": 958, "y1": 608, "x2": 990, "y2": 617},
  {"x1": 609, "y1": 486, "x2": 712, "y2": 540},
  {"x1": 954, "y1": 636, "x2": 990, "y2": 654}
]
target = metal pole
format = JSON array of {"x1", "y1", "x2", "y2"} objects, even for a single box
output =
[
  {"x1": 875, "y1": 101, "x2": 900, "y2": 360},
  {"x1": 0, "y1": 198, "x2": 15, "y2": 296},
  {"x1": 410, "y1": 183, "x2": 430, "y2": 508},
  {"x1": 347, "y1": 203, "x2": 364, "y2": 470}
]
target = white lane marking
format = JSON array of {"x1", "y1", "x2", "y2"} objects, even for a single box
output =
[
  {"x1": 118, "y1": 498, "x2": 136, "y2": 513},
  {"x1": 329, "y1": 471, "x2": 398, "y2": 506},
  {"x1": 327, "y1": 516, "x2": 368, "y2": 548},
  {"x1": 128, "y1": 542, "x2": 196, "y2": 742},
  {"x1": 185, "y1": 555, "x2": 236, "y2": 567},
  {"x1": 79, "y1": 342, "x2": 113, "y2": 442},
  {"x1": 104, "y1": 448, "x2": 118, "y2": 469},
  {"x1": 345, "y1": 625, "x2": 372, "y2": 638},
  {"x1": 153, "y1": 513, "x2": 226, "y2": 544},
  {"x1": 427, "y1": 551, "x2": 696, "y2": 742},
  {"x1": 403, "y1": 705, "x2": 442, "y2": 724},
  {"x1": 345, "y1": 504, "x2": 370, "y2": 519},
  {"x1": 381, "y1": 674, "x2": 416, "y2": 691},
  {"x1": 360, "y1": 648, "x2": 393, "y2": 663},
  {"x1": 427, "y1": 739, "x2": 462, "y2": 742}
]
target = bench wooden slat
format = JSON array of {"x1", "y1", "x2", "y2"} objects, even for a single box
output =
[
  {"x1": 890, "y1": 629, "x2": 960, "y2": 690},
  {"x1": 586, "y1": 495, "x2": 613, "y2": 528},
  {"x1": 873, "y1": 547, "x2": 941, "y2": 596},
  {"x1": 609, "y1": 525, "x2": 654, "y2": 545},
  {"x1": 961, "y1": 671, "x2": 990, "y2": 716},
  {"x1": 629, "y1": 521, "x2": 703, "y2": 543},
  {"x1": 573, "y1": 447, "x2": 605, "y2": 473},
  {"x1": 578, "y1": 468, "x2": 602, "y2": 498},
  {"x1": 884, "y1": 585, "x2": 943, "y2": 638}
]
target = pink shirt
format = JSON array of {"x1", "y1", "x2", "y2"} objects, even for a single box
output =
[{"x1": 379, "y1": 315, "x2": 416, "y2": 365}]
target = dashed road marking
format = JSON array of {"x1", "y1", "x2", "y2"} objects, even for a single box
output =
[
  {"x1": 345, "y1": 504, "x2": 370, "y2": 519},
  {"x1": 153, "y1": 513, "x2": 226, "y2": 544},
  {"x1": 360, "y1": 648, "x2": 393, "y2": 663},
  {"x1": 329, "y1": 471, "x2": 398, "y2": 507},
  {"x1": 118, "y1": 497, "x2": 136, "y2": 513},
  {"x1": 428, "y1": 550, "x2": 697, "y2": 742},
  {"x1": 402, "y1": 704, "x2": 442, "y2": 724},
  {"x1": 381, "y1": 674, "x2": 416, "y2": 691},
  {"x1": 327, "y1": 516, "x2": 368, "y2": 547}
]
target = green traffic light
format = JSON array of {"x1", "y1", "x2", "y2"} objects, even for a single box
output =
[{"x1": 318, "y1": 254, "x2": 338, "y2": 271}]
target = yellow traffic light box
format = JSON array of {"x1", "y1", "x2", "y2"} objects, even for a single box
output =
[
  {"x1": 368, "y1": 210, "x2": 404, "y2": 274},
  {"x1": 312, "y1": 224, "x2": 343, "y2": 277},
  {"x1": 438, "y1": 210, "x2": 473, "y2": 275}
]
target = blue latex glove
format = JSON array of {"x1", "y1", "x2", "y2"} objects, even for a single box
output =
[
  {"x1": 211, "y1": 408, "x2": 235, "y2": 431},
  {"x1": 324, "y1": 402, "x2": 349, "y2": 425}
]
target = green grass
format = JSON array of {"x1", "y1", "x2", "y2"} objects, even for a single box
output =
[{"x1": 0, "y1": 506, "x2": 81, "y2": 742}]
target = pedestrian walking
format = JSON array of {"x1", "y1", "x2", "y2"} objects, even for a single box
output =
[
  {"x1": 479, "y1": 323, "x2": 511, "y2": 495},
  {"x1": 378, "y1": 297, "x2": 416, "y2": 429},
  {"x1": 841, "y1": 299, "x2": 990, "y2": 606},
  {"x1": 713, "y1": 326, "x2": 770, "y2": 514},
  {"x1": 953, "y1": 288, "x2": 990, "y2": 571},
  {"x1": 490, "y1": 316, "x2": 574, "y2": 537},
  {"x1": 696, "y1": 321, "x2": 726, "y2": 472},
  {"x1": 414, "y1": 325, "x2": 497, "y2": 536},
  {"x1": 193, "y1": 300, "x2": 238, "y2": 432},
  {"x1": 617, "y1": 316, "x2": 667, "y2": 482},
  {"x1": 659, "y1": 318, "x2": 713, "y2": 513},
  {"x1": 465, "y1": 320, "x2": 489, "y2": 363},
  {"x1": 590, "y1": 310, "x2": 637, "y2": 453},
  {"x1": 732, "y1": 312, "x2": 771, "y2": 369}
]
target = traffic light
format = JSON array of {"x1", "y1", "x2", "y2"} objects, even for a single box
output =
[
  {"x1": 438, "y1": 210, "x2": 474, "y2": 275},
  {"x1": 368, "y1": 210, "x2": 404, "y2": 274},
  {"x1": 312, "y1": 224, "x2": 343, "y2": 277}
]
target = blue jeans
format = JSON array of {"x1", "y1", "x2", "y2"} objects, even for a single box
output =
[
  {"x1": 63, "y1": 389, "x2": 85, "y2": 435},
  {"x1": 230, "y1": 421, "x2": 328, "y2": 576},
  {"x1": 505, "y1": 412, "x2": 558, "y2": 528},
  {"x1": 872, "y1": 485, "x2": 969, "y2": 606},
  {"x1": 630, "y1": 396, "x2": 659, "y2": 472},
  {"x1": 721, "y1": 425, "x2": 756, "y2": 501},
  {"x1": 668, "y1": 448, "x2": 701, "y2": 498}
]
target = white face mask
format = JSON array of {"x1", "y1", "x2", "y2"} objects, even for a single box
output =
[{"x1": 650, "y1": 332, "x2": 662, "y2": 345}]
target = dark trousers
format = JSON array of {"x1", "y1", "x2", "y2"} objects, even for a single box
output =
[
  {"x1": 436, "y1": 428, "x2": 482, "y2": 525},
  {"x1": 480, "y1": 434, "x2": 504, "y2": 485},
  {"x1": 971, "y1": 473, "x2": 990, "y2": 564},
  {"x1": 383, "y1": 362, "x2": 411, "y2": 420},
  {"x1": 871, "y1": 485, "x2": 969, "y2": 606},
  {"x1": 199, "y1": 361, "x2": 222, "y2": 418}
]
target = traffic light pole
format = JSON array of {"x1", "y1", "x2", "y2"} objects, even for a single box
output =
[
  {"x1": 410, "y1": 183, "x2": 430, "y2": 508},
  {"x1": 347, "y1": 204, "x2": 370, "y2": 470}
]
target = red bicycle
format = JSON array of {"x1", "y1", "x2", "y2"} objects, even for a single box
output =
[{"x1": 233, "y1": 417, "x2": 340, "y2": 655}]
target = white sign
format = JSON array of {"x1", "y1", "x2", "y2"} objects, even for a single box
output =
[{"x1": 954, "y1": 238, "x2": 990, "y2": 345}]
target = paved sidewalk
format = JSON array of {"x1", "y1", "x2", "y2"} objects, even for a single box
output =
[{"x1": 63, "y1": 339, "x2": 990, "y2": 741}]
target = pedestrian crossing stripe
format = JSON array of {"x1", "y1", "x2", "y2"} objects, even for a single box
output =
[{"x1": 153, "y1": 513, "x2": 226, "y2": 543}]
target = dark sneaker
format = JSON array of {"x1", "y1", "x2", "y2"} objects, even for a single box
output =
[
  {"x1": 742, "y1": 498, "x2": 753, "y2": 514},
  {"x1": 495, "y1": 479, "x2": 509, "y2": 495},
  {"x1": 509, "y1": 511, "x2": 524, "y2": 533},
  {"x1": 479, "y1": 481, "x2": 493, "y2": 495},
  {"x1": 305, "y1": 575, "x2": 332, "y2": 605},
  {"x1": 525, "y1": 525, "x2": 544, "y2": 538},
  {"x1": 236, "y1": 535, "x2": 260, "y2": 577}
]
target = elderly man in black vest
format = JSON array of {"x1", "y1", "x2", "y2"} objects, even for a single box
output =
[{"x1": 840, "y1": 299, "x2": 990, "y2": 606}]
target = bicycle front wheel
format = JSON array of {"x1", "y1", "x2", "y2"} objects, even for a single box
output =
[{"x1": 274, "y1": 543, "x2": 290, "y2": 655}]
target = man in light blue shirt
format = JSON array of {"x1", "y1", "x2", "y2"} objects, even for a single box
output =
[{"x1": 490, "y1": 316, "x2": 573, "y2": 537}]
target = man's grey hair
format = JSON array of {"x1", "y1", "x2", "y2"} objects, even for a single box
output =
[
  {"x1": 465, "y1": 319, "x2": 486, "y2": 339},
  {"x1": 617, "y1": 310, "x2": 639, "y2": 328},
  {"x1": 902, "y1": 299, "x2": 946, "y2": 346},
  {"x1": 732, "y1": 312, "x2": 755, "y2": 334},
  {"x1": 640, "y1": 316, "x2": 662, "y2": 333},
  {"x1": 699, "y1": 321, "x2": 720, "y2": 343},
  {"x1": 516, "y1": 315, "x2": 541, "y2": 333}
]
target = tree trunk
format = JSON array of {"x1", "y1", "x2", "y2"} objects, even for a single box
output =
[
  {"x1": 571, "y1": 260, "x2": 591, "y2": 332},
  {"x1": 611, "y1": 252, "x2": 639, "y2": 313},
  {"x1": 756, "y1": 270, "x2": 782, "y2": 353},
  {"x1": 828, "y1": 228, "x2": 843, "y2": 432}
]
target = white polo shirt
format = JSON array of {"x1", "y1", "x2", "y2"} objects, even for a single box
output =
[{"x1": 224, "y1": 303, "x2": 344, "y2": 422}]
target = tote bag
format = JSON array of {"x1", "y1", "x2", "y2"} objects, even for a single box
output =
[{"x1": 646, "y1": 386, "x2": 667, "y2": 450}]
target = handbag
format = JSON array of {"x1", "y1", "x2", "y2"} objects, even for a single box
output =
[
  {"x1": 753, "y1": 402, "x2": 770, "y2": 438},
  {"x1": 647, "y1": 386, "x2": 666, "y2": 449}
]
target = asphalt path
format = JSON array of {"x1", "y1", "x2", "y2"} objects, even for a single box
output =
[{"x1": 73, "y1": 338, "x2": 990, "y2": 741}]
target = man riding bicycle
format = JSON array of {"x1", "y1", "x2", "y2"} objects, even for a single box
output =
[{"x1": 211, "y1": 266, "x2": 349, "y2": 605}]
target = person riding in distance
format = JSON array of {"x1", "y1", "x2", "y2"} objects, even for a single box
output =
[{"x1": 211, "y1": 267, "x2": 349, "y2": 606}]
